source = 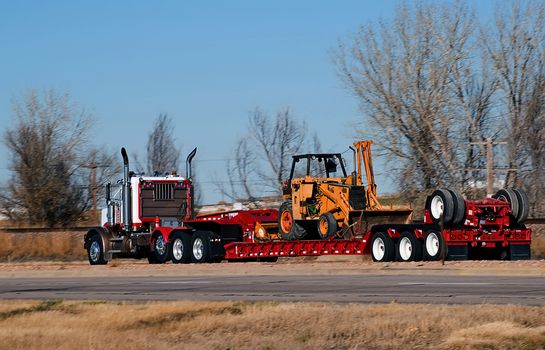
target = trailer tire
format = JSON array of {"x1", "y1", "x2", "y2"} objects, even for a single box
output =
[
  {"x1": 317, "y1": 212, "x2": 337, "y2": 239},
  {"x1": 171, "y1": 232, "x2": 191, "y2": 264},
  {"x1": 371, "y1": 232, "x2": 395, "y2": 262},
  {"x1": 151, "y1": 234, "x2": 170, "y2": 264},
  {"x1": 87, "y1": 235, "x2": 107, "y2": 265},
  {"x1": 427, "y1": 189, "x2": 455, "y2": 225},
  {"x1": 278, "y1": 201, "x2": 306, "y2": 240},
  {"x1": 423, "y1": 229, "x2": 443, "y2": 261},
  {"x1": 191, "y1": 231, "x2": 211, "y2": 263},
  {"x1": 396, "y1": 231, "x2": 423, "y2": 262},
  {"x1": 448, "y1": 189, "x2": 466, "y2": 226},
  {"x1": 513, "y1": 189, "x2": 529, "y2": 224},
  {"x1": 494, "y1": 189, "x2": 520, "y2": 221}
]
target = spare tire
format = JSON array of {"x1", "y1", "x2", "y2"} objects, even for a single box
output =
[
  {"x1": 494, "y1": 189, "x2": 520, "y2": 221},
  {"x1": 513, "y1": 189, "x2": 529, "y2": 224},
  {"x1": 448, "y1": 189, "x2": 466, "y2": 226},
  {"x1": 426, "y1": 189, "x2": 455, "y2": 225}
]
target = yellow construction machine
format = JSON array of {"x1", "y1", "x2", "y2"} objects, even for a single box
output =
[{"x1": 277, "y1": 140, "x2": 412, "y2": 240}]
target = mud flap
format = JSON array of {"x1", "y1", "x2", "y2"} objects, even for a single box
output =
[
  {"x1": 446, "y1": 245, "x2": 468, "y2": 260},
  {"x1": 509, "y1": 244, "x2": 531, "y2": 260}
]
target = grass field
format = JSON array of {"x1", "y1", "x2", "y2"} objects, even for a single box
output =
[
  {"x1": 0, "y1": 300, "x2": 544, "y2": 350},
  {"x1": 0, "y1": 228, "x2": 544, "y2": 262}
]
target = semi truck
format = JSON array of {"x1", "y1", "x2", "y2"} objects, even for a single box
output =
[{"x1": 84, "y1": 143, "x2": 531, "y2": 265}]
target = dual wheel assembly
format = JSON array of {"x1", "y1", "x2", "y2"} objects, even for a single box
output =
[
  {"x1": 371, "y1": 229, "x2": 442, "y2": 262},
  {"x1": 150, "y1": 230, "x2": 219, "y2": 264}
]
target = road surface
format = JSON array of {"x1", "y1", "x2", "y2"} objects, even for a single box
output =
[{"x1": 1, "y1": 274, "x2": 544, "y2": 305}]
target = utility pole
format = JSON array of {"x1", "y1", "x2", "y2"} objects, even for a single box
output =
[{"x1": 469, "y1": 138, "x2": 508, "y2": 197}]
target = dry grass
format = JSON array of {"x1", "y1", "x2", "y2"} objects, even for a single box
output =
[
  {"x1": 0, "y1": 227, "x2": 544, "y2": 262},
  {"x1": 0, "y1": 231, "x2": 86, "y2": 262},
  {"x1": 0, "y1": 300, "x2": 544, "y2": 350}
]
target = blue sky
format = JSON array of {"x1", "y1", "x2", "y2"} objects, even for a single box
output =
[{"x1": 0, "y1": 1, "x2": 494, "y2": 204}]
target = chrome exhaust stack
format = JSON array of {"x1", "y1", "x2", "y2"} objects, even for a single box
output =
[
  {"x1": 121, "y1": 148, "x2": 132, "y2": 231},
  {"x1": 186, "y1": 147, "x2": 197, "y2": 219}
]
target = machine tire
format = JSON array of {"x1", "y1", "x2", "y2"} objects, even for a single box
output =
[
  {"x1": 170, "y1": 231, "x2": 191, "y2": 264},
  {"x1": 87, "y1": 235, "x2": 107, "y2": 265},
  {"x1": 278, "y1": 201, "x2": 306, "y2": 240},
  {"x1": 151, "y1": 234, "x2": 170, "y2": 264},
  {"x1": 191, "y1": 231, "x2": 211, "y2": 263},
  {"x1": 317, "y1": 212, "x2": 338, "y2": 239},
  {"x1": 426, "y1": 189, "x2": 455, "y2": 225},
  {"x1": 396, "y1": 231, "x2": 423, "y2": 262},
  {"x1": 448, "y1": 189, "x2": 466, "y2": 226},
  {"x1": 423, "y1": 229, "x2": 444, "y2": 261},
  {"x1": 494, "y1": 189, "x2": 520, "y2": 221},
  {"x1": 371, "y1": 232, "x2": 395, "y2": 262},
  {"x1": 513, "y1": 189, "x2": 529, "y2": 224}
]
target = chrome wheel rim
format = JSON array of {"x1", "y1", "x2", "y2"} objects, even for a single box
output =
[
  {"x1": 399, "y1": 236, "x2": 412, "y2": 261},
  {"x1": 426, "y1": 232, "x2": 440, "y2": 257},
  {"x1": 89, "y1": 241, "x2": 100, "y2": 262},
  {"x1": 155, "y1": 235, "x2": 166, "y2": 256},
  {"x1": 372, "y1": 237, "x2": 385, "y2": 261},
  {"x1": 172, "y1": 238, "x2": 184, "y2": 260},
  {"x1": 193, "y1": 238, "x2": 204, "y2": 260},
  {"x1": 430, "y1": 196, "x2": 444, "y2": 219}
]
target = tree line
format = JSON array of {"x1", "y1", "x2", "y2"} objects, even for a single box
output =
[{"x1": 2, "y1": 0, "x2": 544, "y2": 226}]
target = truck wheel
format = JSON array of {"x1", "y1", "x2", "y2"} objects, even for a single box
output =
[
  {"x1": 513, "y1": 189, "x2": 529, "y2": 224},
  {"x1": 426, "y1": 189, "x2": 454, "y2": 225},
  {"x1": 494, "y1": 189, "x2": 520, "y2": 221},
  {"x1": 278, "y1": 201, "x2": 307, "y2": 240},
  {"x1": 171, "y1": 232, "x2": 191, "y2": 264},
  {"x1": 151, "y1": 234, "x2": 170, "y2": 264},
  {"x1": 371, "y1": 232, "x2": 395, "y2": 262},
  {"x1": 448, "y1": 189, "x2": 466, "y2": 225},
  {"x1": 396, "y1": 231, "x2": 423, "y2": 262},
  {"x1": 423, "y1": 229, "x2": 443, "y2": 261},
  {"x1": 191, "y1": 231, "x2": 211, "y2": 263},
  {"x1": 87, "y1": 235, "x2": 107, "y2": 265},
  {"x1": 317, "y1": 212, "x2": 337, "y2": 239}
]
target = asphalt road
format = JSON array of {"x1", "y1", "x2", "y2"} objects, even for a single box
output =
[{"x1": 1, "y1": 274, "x2": 545, "y2": 305}]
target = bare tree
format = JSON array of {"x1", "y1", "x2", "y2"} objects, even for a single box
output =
[
  {"x1": 146, "y1": 113, "x2": 180, "y2": 175},
  {"x1": 0, "y1": 89, "x2": 105, "y2": 226},
  {"x1": 481, "y1": 0, "x2": 545, "y2": 213},
  {"x1": 218, "y1": 107, "x2": 318, "y2": 202},
  {"x1": 336, "y1": 2, "x2": 496, "y2": 203}
]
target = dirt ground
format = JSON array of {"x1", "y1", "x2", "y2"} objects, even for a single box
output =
[{"x1": 1, "y1": 256, "x2": 544, "y2": 278}]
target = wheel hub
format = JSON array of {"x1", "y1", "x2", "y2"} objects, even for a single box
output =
[
  {"x1": 193, "y1": 238, "x2": 204, "y2": 260},
  {"x1": 89, "y1": 241, "x2": 100, "y2": 262},
  {"x1": 399, "y1": 237, "x2": 412, "y2": 261},
  {"x1": 173, "y1": 239, "x2": 183, "y2": 260},
  {"x1": 430, "y1": 196, "x2": 444, "y2": 219},
  {"x1": 372, "y1": 237, "x2": 385, "y2": 260},
  {"x1": 155, "y1": 236, "x2": 166, "y2": 256}
]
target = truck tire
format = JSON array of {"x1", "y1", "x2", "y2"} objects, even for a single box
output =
[
  {"x1": 423, "y1": 229, "x2": 443, "y2": 261},
  {"x1": 171, "y1": 232, "x2": 191, "y2": 264},
  {"x1": 494, "y1": 189, "x2": 520, "y2": 221},
  {"x1": 448, "y1": 189, "x2": 466, "y2": 225},
  {"x1": 87, "y1": 235, "x2": 107, "y2": 265},
  {"x1": 513, "y1": 189, "x2": 529, "y2": 224},
  {"x1": 150, "y1": 234, "x2": 170, "y2": 264},
  {"x1": 427, "y1": 189, "x2": 454, "y2": 225},
  {"x1": 317, "y1": 212, "x2": 337, "y2": 239},
  {"x1": 278, "y1": 201, "x2": 307, "y2": 240},
  {"x1": 371, "y1": 232, "x2": 395, "y2": 262},
  {"x1": 191, "y1": 231, "x2": 211, "y2": 263},
  {"x1": 396, "y1": 231, "x2": 423, "y2": 262}
]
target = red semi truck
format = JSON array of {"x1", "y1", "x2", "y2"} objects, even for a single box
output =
[{"x1": 84, "y1": 147, "x2": 531, "y2": 265}]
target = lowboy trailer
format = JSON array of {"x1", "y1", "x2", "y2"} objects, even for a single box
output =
[{"x1": 84, "y1": 146, "x2": 531, "y2": 265}]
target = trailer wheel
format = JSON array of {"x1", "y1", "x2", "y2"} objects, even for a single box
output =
[
  {"x1": 191, "y1": 231, "x2": 211, "y2": 263},
  {"x1": 396, "y1": 231, "x2": 423, "y2": 262},
  {"x1": 87, "y1": 235, "x2": 107, "y2": 265},
  {"x1": 317, "y1": 212, "x2": 337, "y2": 239},
  {"x1": 278, "y1": 201, "x2": 306, "y2": 240},
  {"x1": 513, "y1": 189, "x2": 529, "y2": 224},
  {"x1": 151, "y1": 234, "x2": 170, "y2": 264},
  {"x1": 427, "y1": 189, "x2": 455, "y2": 225},
  {"x1": 494, "y1": 189, "x2": 520, "y2": 221},
  {"x1": 371, "y1": 232, "x2": 395, "y2": 262},
  {"x1": 423, "y1": 230, "x2": 443, "y2": 261},
  {"x1": 448, "y1": 189, "x2": 466, "y2": 225},
  {"x1": 171, "y1": 232, "x2": 191, "y2": 264}
]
